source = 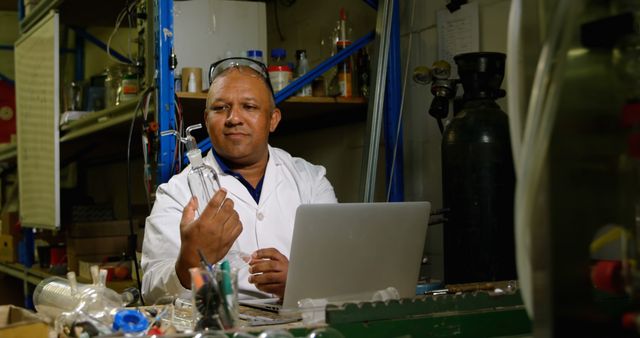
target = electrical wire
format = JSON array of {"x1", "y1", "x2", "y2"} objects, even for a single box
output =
[
  {"x1": 386, "y1": 0, "x2": 416, "y2": 202},
  {"x1": 107, "y1": 1, "x2": 137, "y2": 65},
  {"x1": 273, "y1": 0, "x2": 285, "y2": 42},
  {"x1": 126, "y1": 86, "x2": 155, "y2": 303}
]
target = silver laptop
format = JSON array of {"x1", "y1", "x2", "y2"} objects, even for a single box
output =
[{"x1": 279, "y1": 201, "x2": 431, "y2": 312}]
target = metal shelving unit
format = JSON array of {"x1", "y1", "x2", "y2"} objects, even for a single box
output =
[{"x1": 59, "y1": 99, "x2": 139, "y2": 143}]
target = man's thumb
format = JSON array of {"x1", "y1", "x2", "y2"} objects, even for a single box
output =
[{"x1": 180, "y1": 196, "x2": 198, "y2": 229}]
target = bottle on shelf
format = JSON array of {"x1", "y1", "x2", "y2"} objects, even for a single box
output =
[
  {"x1": 119, "y1": 65, "x2": 139, "y2": 103},
  {"x1": 188, "y1": 72, "x2": 197, "y2": 93},
  {"x1": 356, "y1": 47, "x2": 371, "y2": 98},
  {"x1": 335, "y1": 8, "x2": 353, "y2": 97},
  {"x1": 295, "y1": 49, "x2": 312, "y2": 97},
  {"x1": 247, "y1": 50, "x2": 264, "y2": 64},
  {"x1": 336, "y1": 41, "x2": 353, "y2": 98},
  {"x1": 268, "y1": 48, "x2": 292, "y2": 93}
]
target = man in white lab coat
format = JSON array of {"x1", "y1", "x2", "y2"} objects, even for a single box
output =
[{"x1": 141, "y1": 58, "x2": 337, "y2": 304}]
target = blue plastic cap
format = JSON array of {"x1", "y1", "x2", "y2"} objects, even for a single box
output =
[
  {"x1": 247, "y1": 50, "x2": 263, "y2": 58},
  {"x1": 113, "y1": 309, "x2": 149, "y2": 333},
  {"x1": 271, "y1": 48, "x2": 287, "y2": 59}
]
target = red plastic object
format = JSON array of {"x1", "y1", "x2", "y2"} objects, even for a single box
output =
[
  {"x1": 0, "y1": 80, "x2": 16, "y2": 143},
  {"x1": 622, "y1": 103, "x2": 640, "y2": 128},
  {"x1": 591, "y1": 260, "x2": 624, "y2": 294}
]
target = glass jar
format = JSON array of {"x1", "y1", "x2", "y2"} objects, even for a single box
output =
[
  {"x1": 104, "y1": 65, "x2": 123, "y2": 108},
  {"x1": 119, "y1": 65, "x2": 139, "y2": 103}
]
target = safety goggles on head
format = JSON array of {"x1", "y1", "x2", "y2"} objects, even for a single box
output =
[{"x1": 208, "y1": 57, "x2": 275, "y2": 96}]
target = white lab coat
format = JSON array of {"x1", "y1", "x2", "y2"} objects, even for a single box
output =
[{"x1": 141, "y1": 145, "x2": 337, "y2": 304}]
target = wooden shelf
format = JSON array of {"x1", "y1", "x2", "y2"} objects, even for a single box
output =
[
  {"x1": 176, "y1": 92, "x2": 368, "y2": 134},
  {"x1": 176, "y1": 91, "x2": 367, "y2": 104}
]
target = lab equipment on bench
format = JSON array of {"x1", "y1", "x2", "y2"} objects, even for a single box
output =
[{"x1": 161, "y1": 124, "x2": 221, "y2": 217}]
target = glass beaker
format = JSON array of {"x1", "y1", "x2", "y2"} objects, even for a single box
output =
[
  {"x1": 104, "y1": 65, "x2": 123, "y2": 108},
  {"x1": 62, "y1": 81, "x2": 82, "y2": 112}
]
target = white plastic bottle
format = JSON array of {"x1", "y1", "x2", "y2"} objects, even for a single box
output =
[{"x1": 188, "y1": 72, "x2": 197, "y2": 93}]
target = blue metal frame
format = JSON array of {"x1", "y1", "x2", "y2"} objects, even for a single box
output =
[
  {"x1": 383, "y1": 0, "x2": 404, "y2": 201},
  {"x1": 0, "y1": 73, "x2": 15, "y2": 85},
  {"x1": 74, "y1": 32, "x2": 84, "y2": 82},
  {"x1": 156, "y1": 0, "x2": 176, "y2": 184},
  {"x1": 364, "y1": 0, "x2": 378, "y2": 10},
  {"x1": 70, "y1": 27, "x2": 132, "y2": 64},
  {"x1": 0, "y1": 45, "x2": 13, "y2": 50},
  {"x1": 275, "y1": 31, "x2": 375, "y2": 103},
  {"x1": 192, "y1": 31, "x2": 376, "y2": 158},
  {"x1": 17, "y1": 0, "x2": 24, "y2": 21}
]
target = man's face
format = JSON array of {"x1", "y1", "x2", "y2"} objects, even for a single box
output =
[{"x1": 204, "y1": 69, "x2": 281, "y2": 166}]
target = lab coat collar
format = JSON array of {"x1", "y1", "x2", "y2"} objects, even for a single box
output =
[{"x1": 203, "y1": 145, "x2": 282, "y2": 208}]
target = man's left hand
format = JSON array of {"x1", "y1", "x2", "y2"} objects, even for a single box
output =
[{"x1": 248, "y1": 248, "x2": 289, "y2": 299}]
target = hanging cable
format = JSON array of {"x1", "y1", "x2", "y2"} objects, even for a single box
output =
[
  {"x1": 273, "y1": 0, "x2": 286, "y2": 41},
  {"x1": 107, "y1": 1, "x2": 137, "y2": 65},
  {"x1": 126, "y1": 86, "x2": 155, "y2": 303}
]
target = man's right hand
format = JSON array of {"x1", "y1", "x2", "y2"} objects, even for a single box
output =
[{"x1": 175, "y1": 189, "x2": 242, "y2": 288}]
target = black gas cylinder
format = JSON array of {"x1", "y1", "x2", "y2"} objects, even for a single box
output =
[{"x1": 442, "y1": 52, "x2": 517, "y2": 284}]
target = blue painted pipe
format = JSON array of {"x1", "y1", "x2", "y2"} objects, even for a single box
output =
[
  {"x1": 0, "y1": 72, "x2": 15, "y2": 85},
  {"x1": 74, "y1": 32, "x2": 84, "y2": 81},
  {"x1": 363, "y1": 0, "x2": 378, "y2": 10},
  {"x1": 157, "y1": 0, "x2": 176, "y2": 183},
  {"x1": 275, "y1": 31, "x2": 375, "y2": 103}
]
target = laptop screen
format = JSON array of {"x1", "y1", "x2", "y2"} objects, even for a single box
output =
[{"x1": 281, "y1": 202, "x2": 431, "y2": 311}]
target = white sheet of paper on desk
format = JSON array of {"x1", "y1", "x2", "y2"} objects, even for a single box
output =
[{"x1": 436, "y1": 2, "x2": 480, "y2": 76}]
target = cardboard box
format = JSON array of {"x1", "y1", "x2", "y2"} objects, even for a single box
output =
[
  {"x1": 0, "y1": 305, "x2": 50, "y2": 338},
  {"x1": 1, "y1": 212, "x2": 19, "y2": 236},
  {"x1": 0, "y1": 234, "x2": 17, "y2": 263},
  {"x1": 66, "y1": 236, "x2": 129, "y2": 273}
]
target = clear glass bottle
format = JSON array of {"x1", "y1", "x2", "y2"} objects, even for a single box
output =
[
  {"x1": 104, "y1": 65, "x2": 123, "y2": 108},
  {"x1": 295, "y1": 49, "x2": 312, "y2": 97},
  {"x1": 161, "y1": 124, "x2": 221, "y2": 217}
]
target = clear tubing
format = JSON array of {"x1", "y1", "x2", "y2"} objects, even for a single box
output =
[{"x1": 512, "y1": 0, "x2": 582, "y2": 318}]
